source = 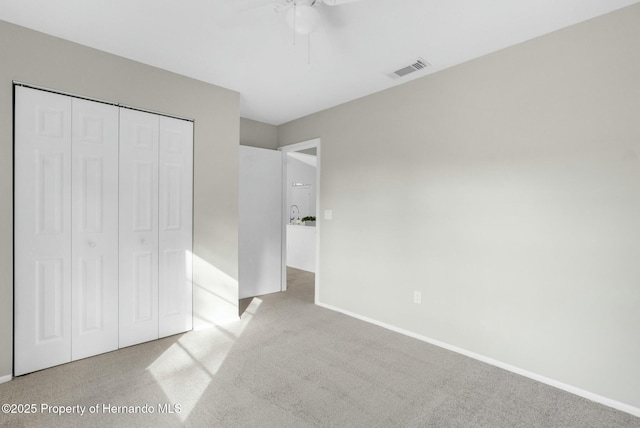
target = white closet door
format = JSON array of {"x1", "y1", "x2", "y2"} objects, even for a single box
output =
[
  {"x1": 158, "y1": 116, "x2": 193, "y2": 337},
  {"x1": 14, "y1": 86, "x2": 72, "y2": 376},
  {"x1": 119, "y1": 108, "x2": 159, "y2": 348},
  {"x1": 71, "y1": 98, "x2": 119, "y2": 360}
]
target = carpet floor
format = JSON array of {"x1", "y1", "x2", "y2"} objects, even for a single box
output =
[{"x1": 1, "y1": 267, "x2": 638, "y2": 427}]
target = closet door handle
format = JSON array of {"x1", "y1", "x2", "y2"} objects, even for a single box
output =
[{"x1": 88, "y1": 241, "x2": 96, "y2": 248}]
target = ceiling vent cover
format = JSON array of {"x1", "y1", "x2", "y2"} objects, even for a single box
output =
[{"x1": 388, "y1": 58, "x2": 430, "y2": 79}]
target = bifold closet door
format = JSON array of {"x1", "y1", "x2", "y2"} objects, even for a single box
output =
[
  {"x1": 16, "y1": 87, "x2": 193, "y2": 373},
  {"x1": 15, "y1": 87, "x2": 120, "y2": 375},
  {"x1": 71, "y1": 98, "x2": 119, "y2": 360},
  {"x1": 119, "y1": 111, "x2": 193, "y2": 346},
  {"x1": 158, "y1": 116, "x2": 193, "y2": 337},
  {"x1": 119, "y1": 108, "x2": 160, "y2": 348},
  {"x1": 14, "y1": 87, "x2": 72, "y2": 376}
]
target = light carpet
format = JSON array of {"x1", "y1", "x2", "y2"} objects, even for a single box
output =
[{"x1": 1, "y1": 268, "x2": 638, "y2": 427}]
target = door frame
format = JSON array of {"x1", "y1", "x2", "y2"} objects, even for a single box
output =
[{"x1": 278, "y1": 138, "x2": 321, "y2": 304}]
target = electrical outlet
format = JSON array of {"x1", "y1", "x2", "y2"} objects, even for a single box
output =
[{"x1": 413, "y1": 291, "x2": 422, "y2": 304}]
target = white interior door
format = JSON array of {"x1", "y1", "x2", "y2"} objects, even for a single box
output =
[
  {"x1": 158, "y1": 116, "x2": 193, "y2": 337},
  {"x1": 71, "y1": 98, "x2": 119, "y2": 360},
  {"x1": 14, "y1": 86, "x2": 72, "y2": 375},
  {"x1": 119, "y1": 108, "x2": 159, "y2": 348},
  {"x1": 239, "y1": 146, "x2": 283, "y2": 299}
]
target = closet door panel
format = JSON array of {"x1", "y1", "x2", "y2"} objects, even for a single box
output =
[
  {"x1": 71, "y1": 99, "x2": 119, "y2": 360},
  {"x1": 158, "y1": 117, "x2": 193, "y2": 337},
  {"x1": 14, "y1": 86, "x2": 72, "y2": 376},
  {"x1": 119, "y1": 109, "x2": 160, "y2": 348}
]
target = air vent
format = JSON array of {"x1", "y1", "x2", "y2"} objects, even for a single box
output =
[{"x1": 387, "y1": 57, "x2": 430, "y2": 80}]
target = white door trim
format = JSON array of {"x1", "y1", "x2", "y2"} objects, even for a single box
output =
[
  {"x1": 13, "y1": 81, "x2": 194, "y2": 122},
  {"x1": 278, "y1": 138, "x2": 321, "y2": 304}
]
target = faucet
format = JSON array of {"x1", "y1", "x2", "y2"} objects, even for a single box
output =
[{"x1": 289, "y1": 205, "x2": 299, "y2": 224}]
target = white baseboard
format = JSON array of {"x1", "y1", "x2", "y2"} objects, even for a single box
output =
[
  {"x1": 0, "y1": 374, "x2": 12, "y2": 384},
  {"x1": 316, "y1": 301, "x2": 640, "y2": 418}
]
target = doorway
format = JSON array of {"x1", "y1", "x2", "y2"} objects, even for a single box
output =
[
  {"x1": 279, "y1": 138, "x2": 320, "y2": 304},
  {"x1": 238, "y1": 139, "x2": 320, "y2": 313}
]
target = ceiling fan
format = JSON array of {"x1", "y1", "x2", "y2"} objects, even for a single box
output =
[{"x1": 274, "y1": 0, "x2": 366, "y2": 35}]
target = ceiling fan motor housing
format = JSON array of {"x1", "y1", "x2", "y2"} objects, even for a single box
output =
[{"x1": 285, "y1": 2, "x2": 321, "y2": 35}]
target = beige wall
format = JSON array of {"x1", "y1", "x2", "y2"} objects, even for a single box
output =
[
  {"x1": 278, "y1": 5, "x2": 640, "y2": 409},
  {"x1": 240, "y1": 117, "x2": 279, "y2": 150},
  {"x1": 0, "y1": 20, "x2": 240, "y2": 378}
]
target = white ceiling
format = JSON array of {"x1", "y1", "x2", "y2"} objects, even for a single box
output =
[{"x1": 1, "y1": 0, "x2": 637, "y2": 125}]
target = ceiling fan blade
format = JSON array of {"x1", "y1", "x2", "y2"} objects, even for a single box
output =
[{"x1": 316, "y1": 2, "x2": 346, "y2": 30}]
